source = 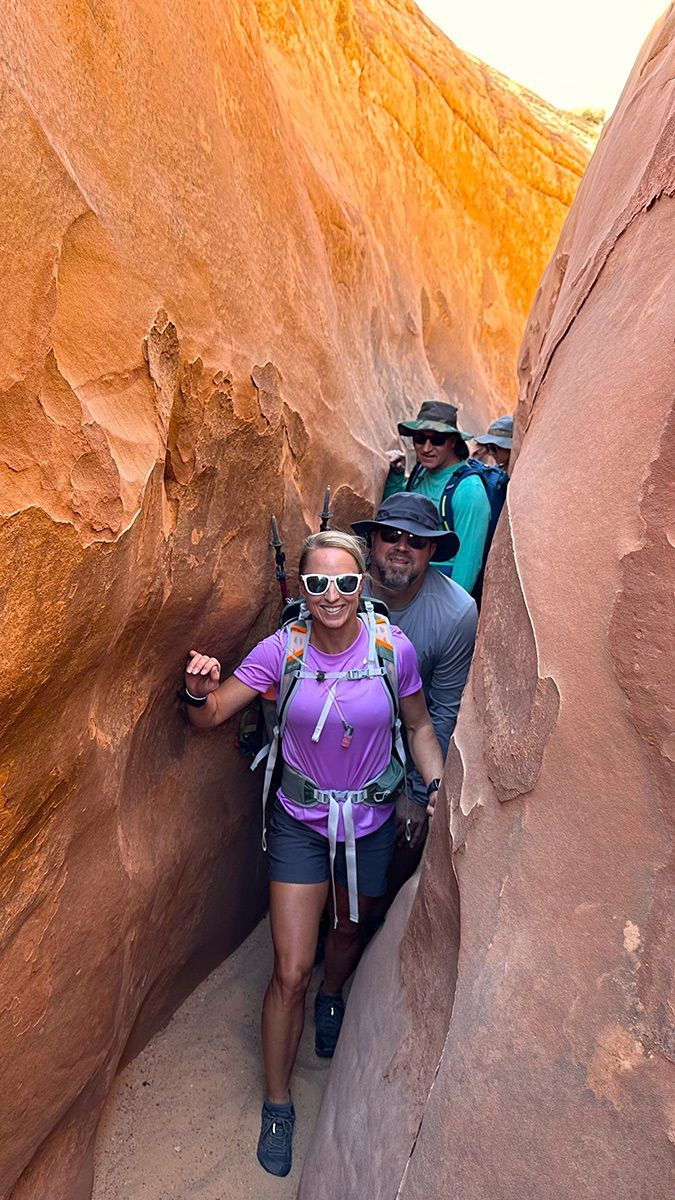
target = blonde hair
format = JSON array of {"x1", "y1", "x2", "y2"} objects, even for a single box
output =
[{"x1": 298, "y1": 530, "x2": 367, "y2": 576}]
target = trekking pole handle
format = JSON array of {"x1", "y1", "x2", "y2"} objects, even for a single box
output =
[
  {"x1": 319, "y1": 485, "x2": 332, "y2": 532},
  {"x1": 270, "y1": 514, "x2": 289, "y2": 601}
]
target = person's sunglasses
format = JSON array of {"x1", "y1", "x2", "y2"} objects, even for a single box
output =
[
  {"x1": 376, "y1": 527, "x2": 430, "y2": 550},
  {"x1": 411, "y1": 430, "x2": 449, "y2": 446},
  {"x1": 301, "y1": 573, "x2": 363, "y2": 596}
]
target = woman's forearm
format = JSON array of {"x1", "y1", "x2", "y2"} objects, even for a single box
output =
[
  {"x1": 185, "y1": 691, "x2": 221, "y2": 729},
  {"x1": 183, "y1": 675, "x2": 259, "y2": 730}
]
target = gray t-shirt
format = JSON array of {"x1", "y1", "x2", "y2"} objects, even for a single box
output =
[{"x1": 369, "y1": 569, "x2": 478, "y2": 805}]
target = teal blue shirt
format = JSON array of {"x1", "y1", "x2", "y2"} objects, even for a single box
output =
[{"x1": 383, "y1": 464, "x2": 490, "y2": 593}]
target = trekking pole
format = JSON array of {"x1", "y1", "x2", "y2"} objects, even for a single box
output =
[
  {"x1": 270, "y1": 515, "x2": 289, "y2": 604},
  {"x1": 319, "y1": 485, "x2": 332, "y2": 532}
]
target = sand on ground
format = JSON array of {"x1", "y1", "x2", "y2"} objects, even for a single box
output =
[{"x1": 92, "y1": 918, "x2": 330, "y2": 1199}]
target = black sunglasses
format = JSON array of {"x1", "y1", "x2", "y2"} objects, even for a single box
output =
[
  {"x1": 411, "y1": 430, "x2": 450, "y2": 446},
  {"x1": 376, "y1": 527, "x2": 430, "y2": 550}
]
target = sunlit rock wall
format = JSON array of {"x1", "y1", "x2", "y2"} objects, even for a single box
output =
[
  {"x1": 299, "y1": 9, "x2": 674, "y2": 1200},
  {"x1": 0, "y1": 1, "x2": 590, "y2": 1195}
]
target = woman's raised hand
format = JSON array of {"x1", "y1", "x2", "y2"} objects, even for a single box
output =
[{"x1": 185, "y1": 650, "x2": 221, "y2": 698}]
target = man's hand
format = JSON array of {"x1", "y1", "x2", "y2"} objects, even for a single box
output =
[
  {"x1": 385, "y1": 448, "x2": 406, "y2": 475},
  {"x1": 426, "y1": 785, "x2": 440, "y2": 817},
  {"x1": 395, "y1": 793, "x2": 428, "y2": 850}
]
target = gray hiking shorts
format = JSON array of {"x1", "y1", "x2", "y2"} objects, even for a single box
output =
[{"x1": 267, "y1": 800, "x2": 396, "y2": 898}]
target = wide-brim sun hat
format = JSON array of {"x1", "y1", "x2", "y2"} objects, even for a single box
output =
[
  {"x1": 397, "y1": 400, "x2": 472, "y2": 441},
  {"x1": 475, "y1": 415, "x2": 513, "y2": 449},
  {"x1": 351, "y1": 493, "x2": 459, "y2": 562}
]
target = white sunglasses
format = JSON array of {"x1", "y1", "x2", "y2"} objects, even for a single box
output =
[{"x1": 300, "y1": 572, "x2": 363, "y2": 596}]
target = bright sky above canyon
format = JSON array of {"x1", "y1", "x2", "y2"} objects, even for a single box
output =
[{"x1": 419, "y1": 0, "x2": 668, "y2": 113}]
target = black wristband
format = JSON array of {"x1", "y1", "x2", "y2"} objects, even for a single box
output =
[
  {"x1": 426, "y1": 777, "x2": 441, "y2": 798},
  {"x1": 177, "y1": 686, "x2": 208, "y2": 708}
]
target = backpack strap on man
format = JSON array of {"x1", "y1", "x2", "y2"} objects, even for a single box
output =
[
  {"x1": 406, "y1": 462, "x2": 424, "y2": 492},
  {"x1": 439, "y1": 460, "x2": 508, "y2": 600},
  {"x1": 438, "y1": 461, "x2": 472, "y2": 529}
]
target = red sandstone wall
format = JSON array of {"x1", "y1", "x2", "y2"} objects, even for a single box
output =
[
  {"x1": 0, "y1": 2, "x2": 590, "y2": 1195},
  {"x1": 299, "y1": 9, "x2": 674, "y2": 1199}
]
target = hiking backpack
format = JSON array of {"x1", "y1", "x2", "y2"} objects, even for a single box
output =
[{"x1": 408, "y1": 458, "x2": 508, "y2": 600}]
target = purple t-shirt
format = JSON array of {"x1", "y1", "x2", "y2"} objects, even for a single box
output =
[{"x1": 234, "y1": 622, "x2": 422, "y2": 840}]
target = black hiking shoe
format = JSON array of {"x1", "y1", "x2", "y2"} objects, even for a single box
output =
[
  {"x1": 314, "y1": 988, "x2": 345, "y2": 1058},
  {"x1": 256, "y1": 1098, "x2": 295, "y2": 1177}
]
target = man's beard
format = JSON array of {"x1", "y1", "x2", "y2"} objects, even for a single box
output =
[{"x1": 378, "y1": 560, "x2": 421, "y2": 590}]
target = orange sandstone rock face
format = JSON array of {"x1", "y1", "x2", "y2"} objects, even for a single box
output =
[
  {"x1": 300, "y1": 10, "x2": 674, "y2": 1200},
  {"x1": 0, "y1": 1, "x2": 589, "y2": 1196}
]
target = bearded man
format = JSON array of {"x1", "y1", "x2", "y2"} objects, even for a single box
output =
[{"x1": 352, "y1": 493, "x2": 477, "y2": 883}]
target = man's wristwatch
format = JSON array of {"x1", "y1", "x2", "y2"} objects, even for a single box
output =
[{"x1": 426, "y1": 777, "x2": 441, "y2": 797}]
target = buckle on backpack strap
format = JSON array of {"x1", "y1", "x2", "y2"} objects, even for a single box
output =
[{"x1": 370, "y1": 789, "x2": 390, "y2": 804}]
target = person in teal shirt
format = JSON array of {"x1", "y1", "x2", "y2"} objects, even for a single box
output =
[{"x1": 383, "y1": 400, "x2": 491, "y2": 595}]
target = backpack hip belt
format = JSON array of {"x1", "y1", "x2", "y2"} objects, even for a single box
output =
[
  {"x1": 280, "y1": 757, "x2": 404, "y2": 809},
  {"x1": 280, "y1": 758, "x2": 404, "y2": 922}
]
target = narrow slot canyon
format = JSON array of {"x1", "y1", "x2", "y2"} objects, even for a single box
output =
[
  {"x1": 91, "y1": 917, "x2": 332, "y2": 1199},
  {"x1": 2, "y1": 3, "x2": 673, "y2": 1200}
]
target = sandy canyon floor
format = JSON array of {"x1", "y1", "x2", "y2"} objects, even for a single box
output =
[{"x1": 93, "y1": 919, "x2": 329, "y2": 1199}]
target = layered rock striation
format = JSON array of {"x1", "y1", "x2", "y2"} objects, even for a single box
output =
[
  {"x1": 300, "y1": 8, "x2": 675, "y2": 1200},
  {"x1": 0, "y1": 2, "x2": 590, "y2": 1196}
]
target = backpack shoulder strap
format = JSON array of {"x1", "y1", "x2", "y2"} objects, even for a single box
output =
[
  {"x1": 255, "y1": 611, "x2": 311, "y2": 852},
  {"x1": 437, "y1": 456, "x2": 487, "y2": 528},
  {"x1": 372, "y1": 612, "x2": 398, "y2": 720},
  {"x1": 278, "y1": 615, "x2": 311, "y2": 733},
  {"x1": 437, "y1": 458, "x2": 468, "y2": 530},
  {"x1": 489, "y1": 464, "x2": 510, "y2": 496},
  {"x1": 406, "y1": 463, "x2": 424, "y2": 492},
  {"x1": 370, "y1": 607, "x2": 407, "y2": 767},
  {"x1": 360, "y1": 600, "x2": 406, "y2": 756}
]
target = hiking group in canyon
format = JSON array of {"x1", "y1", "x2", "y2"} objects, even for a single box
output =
[
  {"x1": 179, "y1": 402, "x2": 512, "y2": 1177},
  {"x1": 7, "y1": 0, "x2": 671, "y2": 1193}
]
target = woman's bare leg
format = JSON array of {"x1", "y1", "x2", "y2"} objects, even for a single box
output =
[
  {"x1": 322, "y1": 883, "x2": 378, "y2": 995},
  {"x1": 262, "y1": 880, "x2": 329, "y2": 1102}
]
